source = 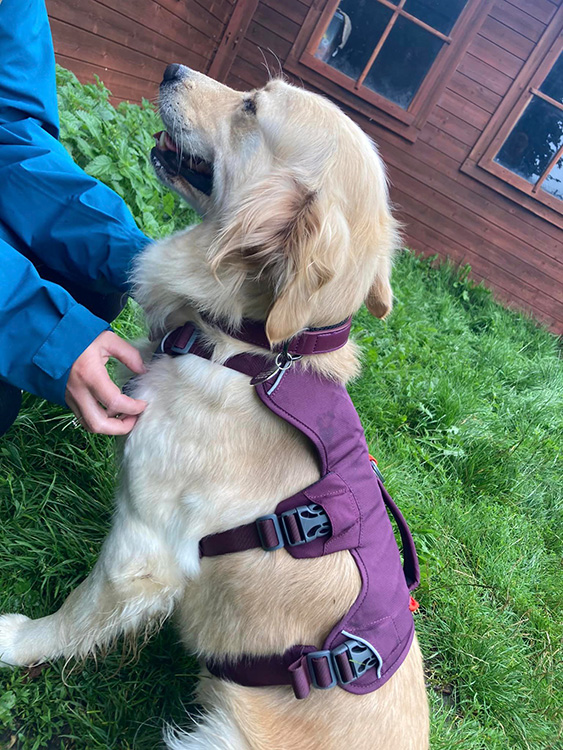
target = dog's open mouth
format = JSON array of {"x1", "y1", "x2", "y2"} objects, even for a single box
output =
[{"x1": 151, "y1": 131, "x2": 213, "y2": 195}]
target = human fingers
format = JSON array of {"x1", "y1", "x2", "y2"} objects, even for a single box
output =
[
  {"x1": 89, "y1": 369, "x2": 147, "y2": 419},
  {"x1": 74, "y1": 388, "x2": 141, "y2": 435},
  {"x1": 101, "y1": 331, "x2": 147, "y2": 375}
]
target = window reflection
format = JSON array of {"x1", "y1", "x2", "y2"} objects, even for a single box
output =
[{"x1": 314, "y1": 0, "x2": 468, "y2": 110}]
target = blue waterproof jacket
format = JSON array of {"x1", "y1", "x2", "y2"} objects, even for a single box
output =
[{"x1": 0, "y1": 0, "x2": 149, "y2": 406}]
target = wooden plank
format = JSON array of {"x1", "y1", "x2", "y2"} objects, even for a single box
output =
[
  {"x1": 389, "y1": 168, "x2": 563, "y2": 300},
  {"x1": 457, "y1": 53, "x2": 513, "y2": 96},
  {"x1": 478, "y1": 16, "x2": 536, "y2": 60},
  {"x1": 228, "y1": 71, "x2": 256, "y2": 92},
  {"x1": 419, "y1": 123, "x2": 472, "y2": 163},
  {"x1": 157, "y1": 0, "x2": 233, "y2": 26},
  {"x1": 437, "y1": 89, "x2": 492, "y2": 131},
  {"x1": 402, "y1": 215, "x2": 563, "y2": 330},
  {"x1": 446, "y1": 71, "x2": 503, "y2": 114},
  {"x1": 261, "y1": 0, "x2": 309, "y2": 25},
  {"x1": 47, "y1": 0, "x2": 213, "y2": 65},
  {"x1": 228, "y1": 54, "x2": 267, "y2": 89},
  {"x1": 389, "y1": 155, "x2": 563, "y2": 266},
  {"x1": 245, "y1": 20, "x2": 293, "y2": 59},
  {"x1": 502, "y1": 0, "x2": 557, "y2": 25},
  {"x1": 236, "y1": 40, "x2": 285, "y2": 85},
  {"x1": 50, "y1": 18, "x2": 172, "y2": 84},
  {"x1": 94, "y1": 0, "x2": 223, "y2": 52},
  {"x1": 489, "y1": 1, "x2": 546, "y2": 41},
  {"x1": 208, "y1": 0, "x2": 258, "y2": 82},
  {"x1": 469, "y1": 34, "x2": 524, "y2": 79},
  {"x1": 55, "y1": 53, "x2": 157, "y2": 103},
  {"x1": 254, "y1": 2, "x2": 301, "y2": 43},
  {"x1": 150, "y1": 0, "x2": 227, "y2": 40},
  {"x1": 368, "y1": 120, "x2": 563, "y2": 256},
  {"x1": 427, "y1": 106, "x2": 482, "y2": 147},
  {"x1": 393, "y1": 188, "x2": 563, "y2": 321}
]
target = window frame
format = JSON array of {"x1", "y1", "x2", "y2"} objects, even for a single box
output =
[
  {"x1": 461, "y1": 5, "x2": 563, "y2": 224},
  {"x1": 285, "y1": 0, "x2": 495, "y2": 142}
]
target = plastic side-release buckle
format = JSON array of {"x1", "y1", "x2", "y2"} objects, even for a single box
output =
[
  {"x1": 280, "y1": 503, "x2": 332, "y2": 546},
  {"x1": 304, "y1": 632, "x2": 382, "y2": 695},
  {"x1": 256, "y1": 504, "x2": 331, "y2": 552},
  {"x1": 332, "y1": 631, "x2": 383, "y2": 684}
]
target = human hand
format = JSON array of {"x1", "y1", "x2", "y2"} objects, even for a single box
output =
[{"x1": 65, "y1": 331, "x2": 147, "y2": 435}]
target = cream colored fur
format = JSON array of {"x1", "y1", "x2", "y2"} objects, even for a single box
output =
[{"x1": 0, "y1": 71, "x2": 429, "y2": 748}]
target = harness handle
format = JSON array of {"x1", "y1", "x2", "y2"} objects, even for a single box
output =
[{"x1": 378, "y1": 480, "x2": 420, "y2": 591}]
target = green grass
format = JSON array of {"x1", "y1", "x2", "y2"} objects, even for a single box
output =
[{"x1": 1, "y1": 70, "x2": 562, "y2": 749}]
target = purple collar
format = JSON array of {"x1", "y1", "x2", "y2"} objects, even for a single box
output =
[{"x1": 160, "y1": 316, "x2": 352, "y2": 358}]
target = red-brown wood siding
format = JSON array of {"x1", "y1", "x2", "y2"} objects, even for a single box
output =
[
  {"x1": 46, "y1": 0, "x2": 232, "y2": 104},
  {"x1": 47, "y1": 0, "x2": 563, "y2": 333},
  {"x1": 224, "y1": 0, "x2": 563, "y2": 333}
]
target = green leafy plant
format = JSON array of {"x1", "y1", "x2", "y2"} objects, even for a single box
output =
[{"x1": 56, "y1": 65, "x2": 197, "y2": 238}]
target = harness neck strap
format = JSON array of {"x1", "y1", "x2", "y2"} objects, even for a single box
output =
[{"x1": 161, "y1": 315, "x2": 352, "y2": 358}]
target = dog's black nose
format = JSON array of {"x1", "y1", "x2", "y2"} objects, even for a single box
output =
[{"x1": 162, "y1": 63, "x2": 182, "y2": 83}]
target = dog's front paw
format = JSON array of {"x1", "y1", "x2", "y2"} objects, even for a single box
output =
[{"x1": 0, "y1": 614, "x2": 33, "y2": 667}]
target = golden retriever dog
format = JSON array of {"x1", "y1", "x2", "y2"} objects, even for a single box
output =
[{"x1": 0, "y1": 66, "x2": 429, "y2": 748}]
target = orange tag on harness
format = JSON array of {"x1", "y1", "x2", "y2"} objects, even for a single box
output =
[{"x1": 409, "y1": 596, "x2": 420, "y2": 613}]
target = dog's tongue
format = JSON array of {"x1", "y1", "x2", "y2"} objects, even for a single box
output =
[{"x1": 153, "y1": 130, "x2": 179, "y2": 153}]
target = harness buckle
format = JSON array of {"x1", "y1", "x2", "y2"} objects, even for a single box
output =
[
  {"x1": 332, "y1": 632, "x2": 383, "y2": 684},
  {"x1": 280, "y1": 503, "x2": 331, "y2": 546},
  {"x1": 302, "y1": 633, "x2": 382, "y2": 695}
]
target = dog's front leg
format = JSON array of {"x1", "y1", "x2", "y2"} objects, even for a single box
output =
[{"x1": 0, "y1": 505, "x2": 184, "y2": 668}]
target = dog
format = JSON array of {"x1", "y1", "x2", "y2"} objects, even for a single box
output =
[{"x1": 0, "y1": 66, "x2": 429, "y2": 749}]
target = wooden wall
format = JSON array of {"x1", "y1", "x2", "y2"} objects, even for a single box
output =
[
  {"x1": 48, "y1": 0, "x2": 563, "y2": 332},
  {"x1": 224, "y1": 0, "x2": 563, "y2": 333},
  {"x1": 46, "y1": 0, "x2": 233, "y2": 103}
]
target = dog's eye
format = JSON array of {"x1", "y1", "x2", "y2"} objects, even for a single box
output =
[{"x1": 243, "y1": 97, "x2": 257, "y2": 115}]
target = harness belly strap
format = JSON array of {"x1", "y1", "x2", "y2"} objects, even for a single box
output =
[{"x1": 158, "y1": 320, "x2": 420, "y2": 699}]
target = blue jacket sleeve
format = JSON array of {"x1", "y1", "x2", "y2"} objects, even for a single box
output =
[
  {"x1": 0, "y1": 0, "x2": 151, "y2": 405},
  {"x1": 0, "y1": 118, "x2": 149, "y2": 295},
  {"x1": 0, "y1": 233, "x2": 110, "y2": 405},
  {"x1": 0, "y1": 0, "x2": 149, "y2": 295}
]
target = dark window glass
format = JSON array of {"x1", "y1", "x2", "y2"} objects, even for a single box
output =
[
  {"x1": 404, "y1": 0, "x2": 468, "y2": 35},
  {"x1": 364, "y1": 16, "x2": 443, "y2": 108},
  {"x1": 495, "y1": 96, "x2": 563, "y2": 184},
  {"x1": 542, "y1": 157, "x2": 563, "y2": 200},
  {"x1": 317, "y1": 1, "x2": 393, "y2": 80},
  {"x1": 539, "y1": 51, "x2": 563, "y2": 104}
]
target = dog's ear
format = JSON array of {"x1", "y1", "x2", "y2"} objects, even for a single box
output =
[
  {"x1": 365, "y1": 253, "x2": 393, "y2": 319},
  {"x1": 211, "y1": 170, "x2": 342, "y2": 344}
]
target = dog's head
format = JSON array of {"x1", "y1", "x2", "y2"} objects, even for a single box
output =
[{"x1": 151, "y1": 65, "x2": 399, "y2": 344}]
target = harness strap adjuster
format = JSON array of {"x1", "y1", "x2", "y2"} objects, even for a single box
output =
[
  {"x1": 306, "y1": 650, "x2": 337, "y2": 690},
  {"x1": 255, "y1": 514, "x2": 285, "y2": 551},
  {"x1": 256, "y1": 504, "x2": 332, "y2": 552}
]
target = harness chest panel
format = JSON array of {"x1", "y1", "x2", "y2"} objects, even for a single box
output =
[{"x1": 252, "y1": 367, "x2": 418, "y2": 695}]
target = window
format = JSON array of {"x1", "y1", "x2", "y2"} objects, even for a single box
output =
[
  {"x1": 462, "y1": 7, "x2": 563, "y2": 223},
  {"x1": 285, "y1": 0, "x2": 494, "y2": 141}
]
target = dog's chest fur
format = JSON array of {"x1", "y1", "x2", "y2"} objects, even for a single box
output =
[{"x1": 120, "y1": 352, "x2": 361, "y2": 660}]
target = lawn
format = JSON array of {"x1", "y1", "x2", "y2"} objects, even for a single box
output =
[{"x1": 0, "y1": 70, "x2": 561, "y2": 749}]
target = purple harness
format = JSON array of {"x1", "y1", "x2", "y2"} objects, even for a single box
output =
[{"x1": 160, "y1": 319, "x2": 419, "y2": 699}]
